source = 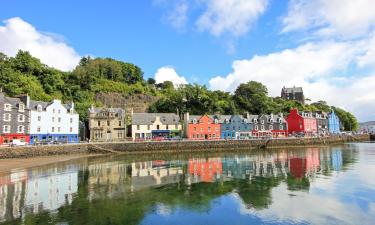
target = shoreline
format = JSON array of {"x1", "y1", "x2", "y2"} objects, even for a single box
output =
[{"x1": 0, "y1": 134, "x2": 370, "y2": 160}]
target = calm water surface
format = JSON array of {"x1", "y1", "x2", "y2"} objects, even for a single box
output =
[{"x1": 1, "y1": 143, "x2": 375, "y2": 225}]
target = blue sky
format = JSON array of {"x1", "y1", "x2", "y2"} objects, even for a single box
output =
[{"x1": 1, "y1": 0, "x2": 375, "y2": 121}]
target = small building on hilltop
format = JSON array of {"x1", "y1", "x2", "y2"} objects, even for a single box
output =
[
  {"x1": 0, "y1": 92, "x2": 30, "y2": 145},
  {"x1": 29, "y1": 99, "x2": 79, "y2": 144},
  {"x1": 88, "y1": 106, "x2": 126, "y2": 141},
  {"x1": 184, "y1": 113, "x2": 221, "y2": 140},
  {"x1": 328, "y1": 111, "x2": 341, "y2": 134},
  {"x1": 131, "y1": 113, "x2": 182, "y2": 140},
  {"x1": 281, "y1": 86, "x2": 305, "y2": 105},
  {"x1": 287, "y1": 109, "x2": 317, "y2": 136}
]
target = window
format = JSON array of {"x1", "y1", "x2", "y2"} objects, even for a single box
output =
[
  {"x1": 280, "y1": 125, "x2": 283, "y2": 130},
  {"x1": 17, "y1": 125, "x2": 24, "y2": 133},
  {"x1": 52, "y1": 117, "x2": 55, "y2": 122},
  {"x1": 58, "y1": 117, "x2": 61, "y2": 122},
  {"x1": 37, "y1": 105, "x2": 42, "y2": 112},
  {"x1": 194, "y1": 127, "x2": 197, "y2": 131},
  {"x1": 98, "y1": 121, "x2": 101, "y2": 126},
  {"x1": 157, "y1": 125, "x2": 160, "y2": 130},
  {"x1": 244, "y1": 119, "x2": 248, "y2": 123},
  {"x1": 119, "y1": 120, "x2": 122, "y2": 126},
  {"x1": 269, "y1": 125, "x2": 273, "y2": 130},
  {"x1": 4, "y1": 104, "x2": 11, "y2": 111},
  {"x1": 70, "y1": 127, "x2": 73, "y2": 132},
  {"x1": 137, "y1": 125, "x2": 140, "y2": 130},
  {"x1": 37, "y1": 127, "x2": 41, "y2": 132},
  {"x1": 166, "y1": 125, "x2": 169, "y2": 129},
  {"x1": 200, "y1": 127, "x2": 203, "y2": 132},
  {"x1": 193, "y1": 119, "x2": 197, "y2": 124},
  {"x1": 18, "y1": 114, "x2": 25, "y2": 122},
  {"x1": 261, "y1": 125, "x2": 265, "y2": 130},
  {"x1": 214, "y1": 119, "x2": 219, "y2": 124},
  {"x1": 261, "y1": 120, "x2": 264, "y2": 124},
  {"x1": 52, "y1": 127, "x2": 55, "y2": 132},
  {"x1": 19, "y1": 103, "x2": 25, "y2": 112},
  {"x1": 148, "y1": 125, "x2": 151, "y2": 130},
  {"x1": 3, "y1": 113, "x2": 11, "y2": 121},
  {"x1": 53, "y1": 109, "x2": 55, "y2": 113},
  {"x1": 208, "y1": 126, "x2": 211, "y2": 132},
  {"x1": 254, "y1": 119, "x2": 258, "y2": 123},
  {"x1": 3, "y1": 125, "x2": 10, "y2": 133},
  {"x1": 38, "y1": 116, "x2": 41, "y2": 121},
  {"x1": 255, "y1": 125, "x2": 258, "y2": 130},
  {"x1": 107, "y1": 121, "x2": 110, "y2": 126},
  {"x1": 70, "y1": 118, "x2": 73, "y2": 123},
  {"x1": 58, "y1": 127, "x2": 61, "y2": 132},
  {"x1": 58, "y1": 109, "x2": 61, "y2": 114}
]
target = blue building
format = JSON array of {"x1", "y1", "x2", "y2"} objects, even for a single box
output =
[
  {"x1": 328, "y1": 110, "x2": 340, "y2": 134},
  {"x1": 217, "y1": 115, "x2": 253, "y2": 139}
]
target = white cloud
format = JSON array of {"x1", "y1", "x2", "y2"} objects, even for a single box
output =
[
  {"x1": 167, "y1": 1, "x2": 189, "y2": 29},
  {"x1": 154, "y1": 66, "x2": 188, "y2": 87},
  {"x1": 282, "y1": 0, "x2": 375, "y2": 38},
  {"x1": 0, "y1": 17, "x2": 81, "y2": 71},
  {"x1": 208, "y1": 39, "x2": 375, "y2": 121},
  {"x1": 196, "y1": 0, "x2": 268, "y2": 36}
]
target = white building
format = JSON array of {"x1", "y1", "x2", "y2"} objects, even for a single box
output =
[
  {"x1": 359, "y1": 121, "x2": 375, "y2": 134},
  {"x1": 29, "y1": 99, "x2": 79, "y2": 144}
]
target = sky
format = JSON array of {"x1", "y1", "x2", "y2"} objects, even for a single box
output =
[{"x1": 1, "y1": 0, "x2": 375, "y2": 122}]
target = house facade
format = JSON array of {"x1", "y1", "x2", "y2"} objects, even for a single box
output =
[
  {"x1": 0, "y1": 93, "x2": 30, "y2": 145},
  {"x1": 312, "y1": 111, "x2": 328, "y2": 135},
  {"x1": 184, "y1": 113, "x2": 220, "y2": 140},
  {"x1": 249, "y1": 114, "x2": 288, "y2": 138},
  {"x1": 88, "y1": 107, "x2": 126, "y2": 141},
  {"x1": 287, "y1": 109, "x2": 317, "y2": 136},
  {"x1": 281, "y1": 86, "x2": 305, "y2": 104},
  {"x1": 131, "y1": 113, "x2": 182, "y2": 140},
  {"x1": 219, "y1": 115, "x2": 252, "y2": 139},
  {"x1": 328, "y1": 111, "x2": 341, "y2": 134},
  {"x1": 29, "y1": 99, "x2": 79, "y2": 144}
]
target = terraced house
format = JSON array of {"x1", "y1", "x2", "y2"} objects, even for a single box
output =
[
  {"x1": 184, "y1": 113, "x2": 221, "y2": 140},
  {"x1": 218, "y1": 115, "x2": 253, "y2": 139},
  {"x1": 0, "y1": 92, "x2": 30, "y2": 144},
  {"x1": 131, "y1": 113, "x2": 182, "y2": 140},
  {"x1": 249, "y1": 114, "x2": 288, "y2": 138},
  {"x1": 29, "y1": 99, "x2": 79, "y2": 144},
  {"x1": 88, "y1": 107, "x2": 126, "y2": 141}
]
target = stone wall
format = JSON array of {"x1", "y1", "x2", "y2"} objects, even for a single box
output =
[
  {"x1": 0, "y1": 134, "x2": 370, "y2": 159},
  {"x1": 0, "y1": 144, "x2": 88, "y2": 159}
]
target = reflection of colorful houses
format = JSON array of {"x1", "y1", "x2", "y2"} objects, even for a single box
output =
[
  {"x1": 289, "y1": 148, "x2": 320, "y2": 178},
  {"x1": 188, "y1": 158, "x2": 222, "y2": 182},
  {"x1": 331, "y1": 149, "x2": 343, "y2": 171}
]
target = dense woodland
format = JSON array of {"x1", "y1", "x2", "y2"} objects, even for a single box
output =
[{"x1": 0, "y1": 50, "x2": 358, "y2": 131}]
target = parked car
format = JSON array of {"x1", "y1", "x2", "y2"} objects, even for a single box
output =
[{"x1": 11, "y1": 139, "x2": 27, "y2": 146}]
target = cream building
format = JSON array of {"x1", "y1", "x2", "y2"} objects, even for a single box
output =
[{"x1": 131, "y1": 113, "x2": 182, "y2": 140}]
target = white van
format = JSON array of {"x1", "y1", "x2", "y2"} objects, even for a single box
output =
[{"x1": 11, "y1": 139, "x2": 27, "y2": 146}]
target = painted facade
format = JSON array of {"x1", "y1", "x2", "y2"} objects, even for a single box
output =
[
  {"x1": 249, "y1": 114, "x2": 288, "y2": 138},
  {"x1": 184, "y1": 113, "x2": 221, "y2": 140},
  {"x1": 287, "y1": 109, "x2": 317, "y2": 136},
  {"x1": 0, "y1": 93, "x2": 30, "y2": 145},
  {"x1": 219, "y1": 115, "x2": 252, "y2": 139},
  {"x1": 328, "y1": 111, "x2": 341, "y2": 134},
  {"x1": 131, "y1": 113, "x2": 182, "y2": 140},
  {"x1": 312, "y1": 111, "x2": 329, "y2": 135},
  {"x1": 29, "y1": 99, "x2": 79, "y2": 144},
  {"x1": 88, "y1": 107, "x2": 126, "y2": 141}
]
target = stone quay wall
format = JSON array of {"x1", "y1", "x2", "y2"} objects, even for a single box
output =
[{"x1": 0, "y1": 135, "x2": 370, "y2": 159}]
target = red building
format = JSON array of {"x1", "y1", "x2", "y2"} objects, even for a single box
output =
[
  {"x1": 184, "y1": 113, "x2": 221, "y2": 140},
  {"x1": 286, "y1": 109, "x2": 317, "y2": 136}
]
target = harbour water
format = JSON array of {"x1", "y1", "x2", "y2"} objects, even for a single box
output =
[{"x1": 0, "y1": 143, "x2": 375, "y2": 225}]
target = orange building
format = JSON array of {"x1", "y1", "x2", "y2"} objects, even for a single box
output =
[{"x1": 184, "y1": 113, "x2": 221, "y2": 140}]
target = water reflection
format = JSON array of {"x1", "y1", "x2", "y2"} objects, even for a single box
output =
[{"x1": 0, "y1": 144, "x2": 372, "y2": 225}]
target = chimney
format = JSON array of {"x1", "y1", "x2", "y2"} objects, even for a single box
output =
[{"x1": 245, "y1": 112, "x2": 250, "y2": 119}]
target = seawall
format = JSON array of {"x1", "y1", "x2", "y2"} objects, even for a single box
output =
[{"x1": 0, "y1": 135, "x2": 370, "y2": 159}]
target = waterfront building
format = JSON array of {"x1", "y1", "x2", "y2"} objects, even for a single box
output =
[
  {"x1": 249, "y1": 113, "x2": 288, "y2": 138},
  {"x1": 312, "y1": 111, "x2": 328, "y2": 135},
  {"x1": 328, "y1": 111, "x2": 341, "y2": 134},
  {"x1": 0, "y1": 92, "x2": 30, "y2": 145},
  {"x1": 88, "y1": 106, "x2": 126, "y2": 141},
  {"x1": 29, "y1": 99, "x2": 79, "y2": 144},
  {"x1": 287, "y1": 109, "x2": 317, "y2": 136},
  {"x1": 131, "y1": 113, "x2": 182, "y2": 140},
  {"x1": 281, "y1": 86, "x2": 305, "y2": 104},
  {"x1": 218, "y1": 115, "x2": 253, "y2": 139},
  {"x1": 184, "y1": 113, "x2": 221, "y2": 140}
]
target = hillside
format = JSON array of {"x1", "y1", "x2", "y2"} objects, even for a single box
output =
[{"x1": 0, "y1": 51, "x2": 359, "y2": 131}]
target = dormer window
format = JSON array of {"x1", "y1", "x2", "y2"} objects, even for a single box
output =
[
  {"x1": 214, "y1": 119, "x2": 219, "y2": 124},
  {"x1": 254, "y1": 119, "x2": 258, "y2": 123},
  {"x1": 37, "y1": 105, "x2": 42, "y2": 112},
  {"x1": 193, "y1": 119, "x2": 197, "y2": 124},
  {"x1": 225, "y1": 119, "x2": 229, "y2": 124},
  {"x1": 19, "y1": 103, "x2": 25, "y2": 112},
  {"x1": 243, "y1": 119, "x2": 248, "y2": 123},
  {"x1": 269, "y1": 119, "x2": 274, "y2": 123},
  {"x1": 4, "y1": 104, "x2": 11, "y2": 111},
  {"x1": 261, "y1": 120, "x2": 264, "y2": 124}
]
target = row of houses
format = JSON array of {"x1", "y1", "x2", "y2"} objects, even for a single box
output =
[
  {"x1": 0, "y1": 92, "x2": 79, "y2": 145},
  {"x1": 88, "y1": 107, "x2": 341, "y2": 141}
]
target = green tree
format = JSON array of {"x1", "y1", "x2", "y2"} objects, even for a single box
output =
[{"x1": 234, "y1": 81, "x2": 270, "y2": 114}]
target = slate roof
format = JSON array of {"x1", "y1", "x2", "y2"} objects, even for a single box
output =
[
  {"x1": 282, "y1": 86, "x2": 303, "y2": 93},
  {"x1": 30, "y1": 100, "x2": 77, "y2": 113},
  {"x1": 132, "y1": 113, "x2": 180, "y2": 125},
  {"x1": 89, "y1": 107, "x2": 125, "y2": 118}
]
